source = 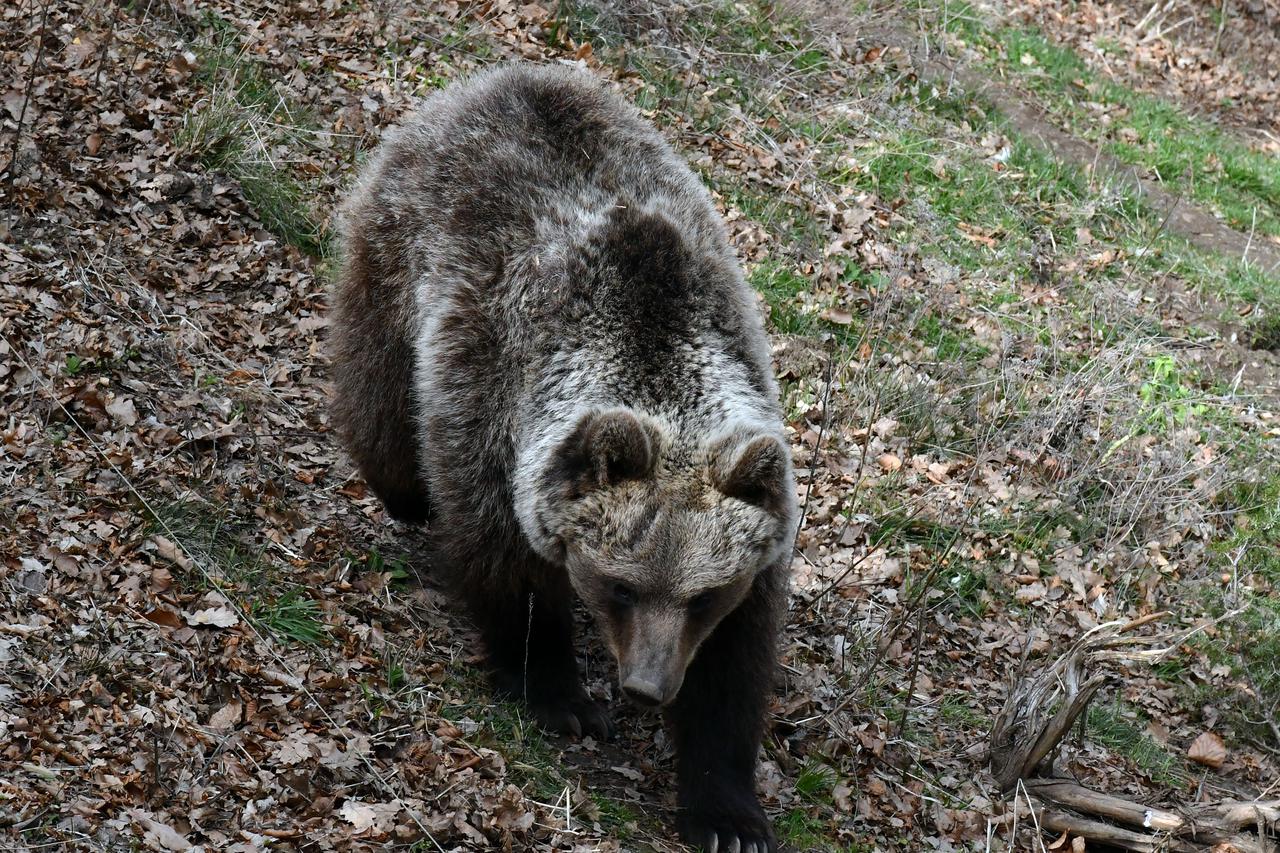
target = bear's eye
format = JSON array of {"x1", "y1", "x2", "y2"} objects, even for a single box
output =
[
  {"x1": 688, "y1": 591, "x2": 714, "y2": 615},
  {"x1": 612, "y1": 584, "x2": 637, "y2": 607}
]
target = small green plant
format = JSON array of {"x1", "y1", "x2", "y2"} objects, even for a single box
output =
[
  {"x1": 590, "y1": 794, "x2": 641, "y2": 839},
  {"x1": 1138, "y1": 355, "x2": 1206, "y2": 428},
  {"x1": 252, "y1": 587, "x2": 326, "y2": 645},
  {"x1": 944, "y1": 564, "x2": 990, "y2": 616},
  {"x1": 365, "y1": 547, "x2": 411, "y2": 585},
  {"x1": 386, "y1": 659, "x2": 408, "y2": 693},
  {"x1": 63, "y1": 354, "x2": 86, "y2": 376},
  {"x1": 795, "y1": 759, "x2": 837, "y2": 804},
  {"x1": 1247, "y1": 313, "x2": 1280, "y2": 351},
  {"x1": 779, "y1": 807, "x2": 830, "y2": 849},
  {"x1": 938, "y1": 693, "x2": 988, "y2": 729}
]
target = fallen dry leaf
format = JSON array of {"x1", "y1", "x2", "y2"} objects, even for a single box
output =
[
  {"x1": 1187, "y1": 731, "x2": 1228, "y2": 768},
  {"x1": 184, "y1": 607, "x2": 239, "y2": 628},
  {"x1": 338, "y1": 800, "x2": 378, "y2": 831}
]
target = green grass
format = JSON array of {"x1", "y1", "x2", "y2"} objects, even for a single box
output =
[
  {"x1": 749, "y1": 260, "x2": 816, "y2": 335},
  {"x1": 251, "y1": 587, "x2": 326, "y2": 645},
  {"x1": 174, "y1": 17, "x2": 328, "y2": 256},
  {"x1": 1086, "y1": 702, "x2": 1185, "y2": 786},
  {"x1": 1213, "y1": 476, "x2": 1280, "y2": 740},
  {"x1": 932, "y1": 2, "x2": 1280, "y2": 238},
  {"x1": 779, "y1": 806, "x2": 879, "y2": 851},
  {"x1": 144, "y1": 498, "x2": 329, "y2": 647},
  {"x1": 779, "y1": 808, "x2": 834, "y2": 850},
  {"x1": 938, "y1": 693, "x2": 989, "y2": 729},
  {"x1": 144, "y1": 498, "x2": 270, "y2": 586},
  {"x1": 441, "y1": 668, "x2": 566, "y2": 800},
  {"x1": 918, "y1": 311, "x2": 989, "y2": 362},
  {"x1": 795, "y1": 760, "x2": 838, "y2": 804},
  {"x1": 943, "y1": 564, "x2": 991, "y2": 617},
  {"x1": 870, "y1": 508, "x2": 960, "y2": 553},
  {"x1": 1247, "y1": 312, "x2": 1280, "y2": 351},
  {"x1": 439, "y1": 667, "x2": 652, "y2": 838},
  {"x1": 589, "y1": 794, "x2": 642, "y2": 840},
  {"x1": 843, "y1": 68, "x2": 1280, "y2": 319}
]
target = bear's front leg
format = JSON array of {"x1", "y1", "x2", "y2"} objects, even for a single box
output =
[
  {"x1": 464, "y1": 561, "x2": 614, "y2": 741},
  {"x1": 670, "y1": 564, "x2": 784, "y2": 853}
]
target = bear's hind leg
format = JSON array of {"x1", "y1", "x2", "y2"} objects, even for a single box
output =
[
  {"x1": 330, "y1": 230, "x2": 429, "y2": 523},
  {"x1": 463, "y1": 559, "x2": 613, "y2": 740}
]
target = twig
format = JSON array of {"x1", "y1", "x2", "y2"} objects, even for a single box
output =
[
  {"x1": 796, "y1": 356, "x2": 835, "y2": 537},
  {"x1": 1243, "y1": 205, "x2": 1258, "y2": 265},
  {"x1": 894, "y1": 593, "x2": 927, "y2": 744},
  {"x1": 2, "y1": 0, "x2": 53, "y2": 195}
]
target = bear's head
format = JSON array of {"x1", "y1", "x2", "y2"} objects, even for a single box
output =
[{"x1": 537, "y1": 408, "x2": 794, "y2": 708}]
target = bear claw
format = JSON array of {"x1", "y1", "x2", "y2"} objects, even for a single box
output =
[
  {"x1": 678, "y1": 796, "x2": 777, "y2": 853},
  {"x1": 491, "y1": 670, "x2": 614, "y2": 740},
  {"x1": 528, "y1": 695, "x2": 614, "y2": 741}
]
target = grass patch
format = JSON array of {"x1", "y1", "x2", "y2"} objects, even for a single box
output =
[
  {"x1": 932, "y1": 2, "x2": 1280, "y2": 238},
  {"x1": 590, "y1": 794, "x2": 641, "y2": 840},
  {"x1": 175, "y1": 17, "x2": 328, "y2": 255},
  {"x1": 1247, "y1": 312, "x2": 1280, "y2": 351},
  {"x1": 749, "y1": 259, "x2": 815, "y2": 335},
  {"x1": 441, "y1": 668, "x2": 566, "y2": 801},
  {"x1": 1086, "y1": 702, "x2": 1185, "y2": 785},
  {"x1": 795, "y1": 759, "x2": 838, "y2": 804},
  {"x1": 144, "y1": 497, "x2": 329, "y2": 647},
  {"x1": 251, "y1": 587, "x2": 326, "y2": 645},
  {"x1": 1213, "y1": 476, "x2": 1280, "y2": 742},
  {"x1": 144, "y1": 497, "x2": 271, "y2": 587},
  {"x1": 439, "y1": 666, "x2": 651, "y2": 837},
  {"x1": 779, "y1": 808, "x2": 834, "y2": 850},
  {"x1": 938, "y1": 693, "x2": 989, "y2": 729}
]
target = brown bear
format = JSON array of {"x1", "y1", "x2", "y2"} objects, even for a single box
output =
[{"x1": 329, "y1": 62, "x2": 797, "y2": 853}]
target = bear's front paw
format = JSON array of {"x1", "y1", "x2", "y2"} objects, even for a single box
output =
[
  {"x1": 527, "y1": 692, "x2": 614, "y2": 741},
  {"x1": 677, "y1": 790, "x2": 776, "y2": 853},
  {"x1": 491, "y1": 670, "x2": 614, "y2": 740}
]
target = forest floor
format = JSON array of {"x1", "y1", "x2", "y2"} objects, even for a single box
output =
[{"x1": 2, "y1": 0, "x2": 1279, "y2": 850}]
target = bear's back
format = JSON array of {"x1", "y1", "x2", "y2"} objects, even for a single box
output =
[{"x1": 346, "y1": 64, "x2": 715, "y2": 272}]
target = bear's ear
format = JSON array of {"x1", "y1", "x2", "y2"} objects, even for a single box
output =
[
  {"x1": 547, "y1": 409, "x2": 657, "y2": 497},
  {"x1": 713, "y1": 434, "x2": 790, "y2": 514}
]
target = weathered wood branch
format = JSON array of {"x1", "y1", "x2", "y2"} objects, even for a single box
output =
[{"x1": 990, "y1": 617, "x2": 1280, "y2": 852}]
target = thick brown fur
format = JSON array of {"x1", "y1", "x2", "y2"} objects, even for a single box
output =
[
  {"x1": 329, "y1": 225, "x2": 429, "y2": 522},
  {"x1": 329, "y1": 63, "x2": 796, "y2": 852}
]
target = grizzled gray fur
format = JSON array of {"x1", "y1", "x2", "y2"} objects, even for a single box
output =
[{"x1": 330, "y1": 62, "x2": 796, "y2": 852}]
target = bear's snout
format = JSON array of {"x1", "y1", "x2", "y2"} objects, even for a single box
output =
[{"x1": 621, "y1": 675, "x2": 666, "y2": 708}]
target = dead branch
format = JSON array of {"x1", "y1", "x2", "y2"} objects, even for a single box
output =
[{"x1": 990, "y1": 618, "x2": 1280, "y2": 852}]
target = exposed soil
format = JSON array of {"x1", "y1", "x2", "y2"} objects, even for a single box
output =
[{"x1": 1003, "y1": 0, "x2": 1280, "y2": 141}]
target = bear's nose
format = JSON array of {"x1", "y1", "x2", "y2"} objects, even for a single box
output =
[{"x1": 622, "y1": 676, "x2": 664, "y2": 708}]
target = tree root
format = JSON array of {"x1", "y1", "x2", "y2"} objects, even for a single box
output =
[{"x1": 988, "y1": 616, "x2": 1280, "y2": 852}]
